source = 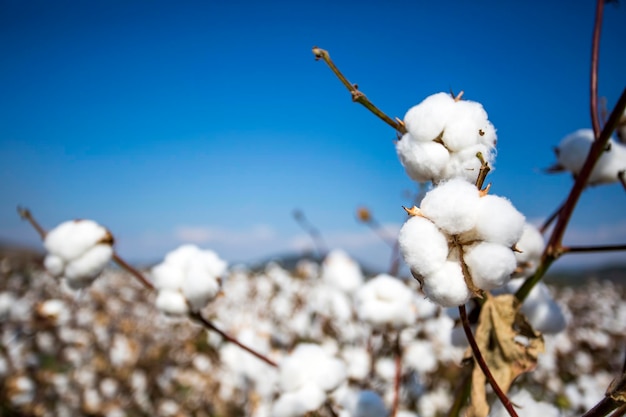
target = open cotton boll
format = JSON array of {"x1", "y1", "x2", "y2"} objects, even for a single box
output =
[
  {"x1": 396, "y1": 135, "x2": 450, "y2": 183},
  {"x1": 471, "y1": 194, "x2": 525, "y2": 246},
  {"x1": 322, "y1": 249, "x2": 364, "y2": 294},
  {"x1": 151, "y1": 262, "x2": 185, "y2": 290},
  {"x1": 404, "y1": 92, "x2": 456, "y2": 142},
  {"x1": 44, "y1": 254, "x2": 65, "y2": 277},
  {"x1": 464, "y1": 242, "x2": 516, "y2": 290},
  {"x1": 155, "y1": 289, "x2": 189, "y2": 315},
  {"x1": 398, "y1": 216, "x2": 449, "y2": 277},
  {"x1": 44, "y1": 219, "x2": 111, "y2": 261},
  {"x1": 355, "y1": 274, "x2": 416, "y2": 329},
  {"x1": 64, "y1": 244, "x2": 114, "y2": 289},
  {"x1": 513, "y1": 223, "x2": 545, "y2": 278},
  {"x1": 506, "y1": 278, "x2": 566, "y2": 334},
  {"x1": 441, "y1": 100, "x2": 489, "y2": 152},
  {"x1": 279, "y1": 343, "x2": 346, "y2": 394},
  {"x1": 181, "y1": 260, "x2": 222, "y2": 311},
  {"x1": 404, "y1": 340, "x2": 437, "y2": 373},
  {"x1": 273, "y1": 383, "x2": 326, "y2": 417},
  {"x1": 444, "y1": 143, "x2": 495, "y2": 184},
  {"x1": 421, "y1": 178, "x2": 481, "y2": 234},
  {"x1": 423, "y1": 261, "x2": 471, "y2": 307}
]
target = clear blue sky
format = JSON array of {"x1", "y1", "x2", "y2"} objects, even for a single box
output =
[{"x1": 1, "y1": 0, "x2": 625, "y2": 271}]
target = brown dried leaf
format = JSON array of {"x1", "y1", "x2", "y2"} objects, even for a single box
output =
[{"x1": 466, "y1": 294, "x2": 545, "y2": 417}]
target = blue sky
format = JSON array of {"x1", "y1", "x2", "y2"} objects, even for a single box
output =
[{"x1": 1, "y1": 0, "x2": 625, "y2": 271}]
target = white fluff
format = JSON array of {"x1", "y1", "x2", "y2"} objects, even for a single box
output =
[
  {"x1": 506, "y1": 278, "x2": 566, "y2": 334},
  {"x1": 355, "y1": 274, "x2": 416, "y2": 329},
  {"x1": 322, "y1": 249, "x2": 364, "y2": 294},
  {"x1": 396, "y1": 135, "x2": 450, "y2": 183},
  {"x1": 420, "y1": 178, "x2": 481, "y2": 235},
  {"x1": 43, "y1": 219, "x2": 113, "y2": 288},
  {"x1": 398, "y1": 216, "x2": 449, "y2": 277},
  {"x1": 442, "y1": 100, "x2": 489, "y2": 152},
  {"x1": 403, "y1": 92, "x2": 456, "y2": 142},
  {"x1": 443, "y1": 143, "x2": 494, "y2": 183},
  {"x1": 513, "y1": 223, "x2": 545, "y2": 278},
  {"x1": 470, "y1": 195, "x2": 525, "y2": 246},
  {"x1": 464, "y1": 242, "x2": 516, "y2": 290},
  {"x1": 155, "y1": 289, "x2": 189, "y2": 316},
  {"x1": 404, "y1": 340, "x2": 438, "y2": 373},
  {"x1": 151, "y1": 244, "x2": 227, "y2": 314},
  {"x1": 279, "y1": 343, "x2": 346, "y2": 393},
  {"x1": 489, "y1": 389, "x2": 559, "y2": 417},
  {"x1": 273, "y1": 383, "x2": 326, "y2": 417},
  {"x1": 423, "y1": 261, "x2": 471, "y2": 307}
]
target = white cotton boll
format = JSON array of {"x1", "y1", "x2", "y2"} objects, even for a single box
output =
[
  {"x1": 64, "y1": 244, "x2": 113, "y2": 284},
  {"x1": 398, "y1": 216, "x2": 448, "y2": 277},
  {"x1": 471, "y1": 195, "x2": 525, "y2": 246},
  {"x1": 423, "y1": 261, "x2": 471, "y2": 307},
  {"x1": 273, "y1": 384, "x2": 326, "y2": 417},
  {"x1": 464, "y1": 242, "x2": 516, "y2": 290},
  {"x1": 441, "y1": 100, "x2": 488, "y2": 152},
  {"x1": 513, "y1": 223, "x2": 545, "y2": 278},
  {"x1": 404, "y1": 340, "x2": 438, "y2": 373},
  {"x1": 506, "y1": 279, "x2": 566, "y2": 334},
  {"x1": 44, "y1": 254, "x2": 65, "y2": 277},
  {"x1": 420, "y1": 178, "x2": 481, "y2": 234},
  {"x1": 279, "y1": 344, "x2": 346, "y2": 393},
  {"x1": 444, "y1": 143, "x2": 494, "y2": 183},
  {"x1": 321, "y1": 249, "x2": 364, "y2": 294},
  {"x1": 155, "y1": 289, "x2": 189, "y2": 315},
  {"x1": 44, "y1": 219, "x2": 110, "y2": 261},
  {"x1": 181, "y1": 258, "x2": 221, "y2": 311},
  {"x1": 404, "y1": 92, "x2": 456, "y2": 142},
  {"x1": 396, "y1": 135, "x2": 450, "y2": 183},
  {"x1": 151, "y1": 262, "x2": 185, "y2": 290},
  {"x1": 478, "y1": 121, "x2": 497, "y2": 148},
  {"x1": 341, "y1": 347, "x2": 371, "y2": 380},
  {"x1": 355, "y1": 274, "x2": 416, "y2": 329}
]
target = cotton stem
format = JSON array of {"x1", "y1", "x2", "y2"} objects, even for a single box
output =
[
  {"x1": 590, "y1": 0, "x2": 604, "y2": 139},
  {"x1": 459, "y1": 304, "x2": 518, "y2": 417},
  {"x1": 17, "y1": 207, "x2": 47, "y2": 239},
  {"x1": 312, "y1": 46, "x2": 406, "y2": 134},
  {"x1": 561, "y1": 244, "x2": 626, "y2": 254}
]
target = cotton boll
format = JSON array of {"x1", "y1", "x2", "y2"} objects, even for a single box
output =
[
  {"x1": 422, "y1": 261, "x2": 471, "y2": 307},
  {"x1": 464, "y1": 242, "x2": 516, "y2": 291},
  {"x1": 396, "y1": 135, "x2": 450, "y2": 183},
  {"x1": 444, "y1": 143, "x2": 494, "y2": 183},
  {"x1": 471, "y1": 195, "x2": 525, "y2": 246},
  {"x1": 398, "y1": 216, "x2": 449, "y2": 277},
  {"x1": 506, "y1": 279, "x2": 566, "y2": 334},
  {"x1": 279, "y1": 344, "x2": 346, "y2": 393},
  {"x1": 404, "y1": 92, "x2": 456, "y2": 142},
  {"x1": 404, "y1": 340, "x2": 438, "y2": 373},
  {"x1": 44, "y1": 254, "x2": 65, "y2": 277},
  {"x1": 155, "y1": 289, "x2": 189, "y2": 315},
  {"x1": 513, "y1": 224, "x2": 545, "y2": 278},
  {"x1": 441, "y1": 100, "x2": 488, "y2": 152},
  {"x1": 64, "y1": 244, "x2": 113, "y2": 284},
  {"x1": 181, "y1": 258, "x2": 221, "y2": 311},
  {"x1": 273, "y1": 384, "x2": 326, "y2": 417},
  {"x1": 44, "y1": 220, "x2": 111, "y2": 261},
  {"x1": 355, "y1": 274, "x2": 416, "y2": 329},
  {"x1": 322, "y1": 250, "x2": 364, "y2": 294},
  {"x1": 341, "y1": 347, "x2": 370, "y2": 380},
  {"x1": 420, "y1": 178, "x2": 481, "y2": 234}
]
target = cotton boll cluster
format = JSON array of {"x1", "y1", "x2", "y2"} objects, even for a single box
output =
[
  {"x1": 43, "y1": 220, "x2": 114, "y2": 289},
  {"x1": 551, "y1": 128, "x2": 626, "y2": 185},
  {"x1": 273, "y1": 343, "x2": 347, "y2": 417},
  {"x1": 355, "y1": 274, "x2": 416, "y2": 329},
  {"x1": 151, "y1": 244, "x2": 227, "y2": 315},
  {"x1": 397, "y1": 92, "x2": 497, "y2": 184},
  {"x1": 399, "y1": 178, "x2": 525, "y2": 307}
]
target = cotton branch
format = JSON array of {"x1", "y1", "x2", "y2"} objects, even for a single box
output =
[
  {"x1": 312, "y1": 46, "x2": 407, "y2": 134},
  {"x1": 293, "y1": 209, "x2": 328, "y2": 258},
  {"x1": 589, "y1": 0, "x2": 604, "y2": 139},
  {"x1": 561, "y1": 243, "x2": 626, "y2": 254}
]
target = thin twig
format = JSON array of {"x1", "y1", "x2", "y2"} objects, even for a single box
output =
[
  {"x1": 17, "y1": 207, "x2": 47, "y2": 239},
  {"x1": 590, "y1": 0, "x2": 604, "y2": 139},
  {"x1": 561, "y1": 244, "x2": 626, "y2": 254},
  {"x1": 540, "y1": 199, "x2": 566, "y2": 234},
  {"x1": 312, "y1": 46, "x2": 407, "y2": 134},
  {"x1": 189, "y1": 311, "x2": 279, "y2": 368},
  {"x1": 459, "y1": 304, "x2": 518, "y2": 417},
  {"x1": 391, "y1": 331, "x2": 402, "y2": 417},
  {"x1": 475, "y1": 152, "x2": 491, "y2": 190},
  {"x1": 293, "y1": 209, "x2": 328, "y2": 258},
  {"x1": 112, "y1": 253, "x2": 155, "y2": 290}
]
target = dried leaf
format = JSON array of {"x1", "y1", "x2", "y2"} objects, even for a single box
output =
[{"x1": 466, "y1": 294, "x2": 545, "y2": 417}]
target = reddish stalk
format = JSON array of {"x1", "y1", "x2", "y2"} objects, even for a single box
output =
[
  {"x1": 590, "y1": 0, "x2": 604, "y2": 139},
  {"x1": 561, "y1": 244, "x2": 626, "y2": 254},
  {"x1": 17, "y1": 207, "x2": 47, "y2": 239},
  {"x1": 112, "y1": 253, "x2": 155, "y2": 290},
  {"x1": 459, "y1": 304, "x2": 518, "y2": 417},
  {"x1": 391, "y1": 331, "x2": 402, "y2": 417}
]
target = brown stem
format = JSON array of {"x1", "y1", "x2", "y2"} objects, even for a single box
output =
[
  {"x1": 112, "y1": 253, "x2": 155, "y2": 290},
  {"x1": 189, "y1": 311, "x2": 278, "y2": 368},
  {"x1": 540, "y1": 199, "x2": 566, "y2": 234},
  {"x1": 312, "y1": 46, "x2": 407, "y2": 134},
  {"x1": 609, "y1": 404, "x2": 626, "y2": 417},
  {"x1": 561, "y1": 244, "x2": 626, "y2": 254},
  {"x1": 17, "y1": 207, "x2": 47, "y2": 239},
  {"x1": 516, "y1": 87, "x2": 626, "y2": 302},
  {"x1": 590, "y1": 0, "x2": 604, "y2": 139},
  {"x1": 475, "y1": 152, "x2": 491, "y2": 190},
  {"x1": 459, "y1": 304, "x2": 518, "y2": 417},
  {"x1": 619, "y1": 171, "x2": 626, "y2": 191},
  {"x1": 391, "y1": 331, "x2": 402, "y2": 417},
  {"x1": 323, "y1": 400, "x2": 340, "y2": 417}
]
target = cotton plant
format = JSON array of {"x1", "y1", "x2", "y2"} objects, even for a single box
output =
[
  {"x1": 43, "y1": 219, "x2": 114, "y2": 289},
  {"x1": 272, "y1": 343, "x2": 347, "y2": 417},
  {"x1": 548, "y1": 128, "x2": 626, "y2": 185},
  {"x1": 151, "y1": 244, "x2": 227, "y2": 315},
  {"x1": 398, "y1": 178, "x2": 526, "y2": 307},
  {"x1": 355, "y1": 273, "x2": 417, "y2": 329},
  {"x1": 396, "y1": 92, "x2": 497, "y2": 184}
]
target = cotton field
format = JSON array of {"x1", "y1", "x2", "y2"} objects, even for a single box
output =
[{"x1": 1, "y1": 249, "x2": 624, "y2": 417}]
